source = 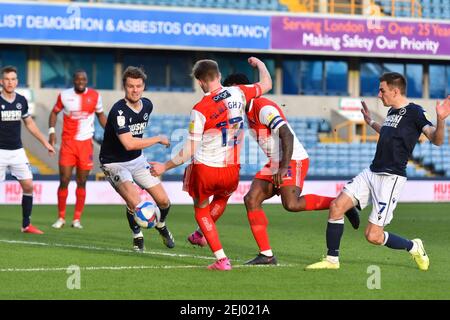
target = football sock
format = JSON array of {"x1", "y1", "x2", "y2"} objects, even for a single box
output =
[
  {"x1": 326, "y1": 218, "x2": 344, "y2": 257},
  {"x1": 303, "y1": 194, "x2": 334, "y2": 211},
  {"x1": 209, "y1": 195, "x2": 229, "y2": 222},
  {"x1": 126, "y1": 207, "x2": 141, "y2": 235},
  {"x1": 158, "y1": 203, "x2": 170, "y2": 223},
  {"x1": 383, "y1": 231, "x2": 414, "y2": 251},
  {"x1": 247, "y1": 209, "x2": 271, "y2": 252},
  {"x1": 57, "y1": 187, "x2": 68, "y2": 219},
  {"x1": 194, "y1": 206, "x2": 222, "y2": 253},
  {"x1": 22, "y1": 193, "x2": 33, "y2": 228},
  {"x1": 73, "y1": 187, "x2": 86, "y2": 221},
  {"x1": 213, "y1": 249, "x2": 227, "y2": 260}
]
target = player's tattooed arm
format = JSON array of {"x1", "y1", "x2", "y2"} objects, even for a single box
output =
[{"x1": 361, "y1": 100, "x2": 381, "y2": 133}]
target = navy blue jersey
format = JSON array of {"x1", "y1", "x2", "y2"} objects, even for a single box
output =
[
  {"x1": 99, "y1": 98, "x2": 153, "y2": 164},
  {"x1": 370, "y1": 103, "x2": 432, "y2": 177},
  {"x1": 0, "y1": 93, "x2": 29, "y2": 150}
]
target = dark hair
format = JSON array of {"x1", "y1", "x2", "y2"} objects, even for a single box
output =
[
  {"x1": 1, "y1": 65, "x2": 17, "y2": 76},
  {"x1": 122, "y1": 66, "x2": 147, "y2": 86},
  {"x1": 223, "y1": 73, "x2": 250, "y2": 86},
  {"x1": 73, "y1": 69, "x2": 87, "y2": 79},
  {"x1": 379, "y1": 72, "x2": 406, "y2": 95},
  {"x1": 191, "y1": 59, "x2": 219, "y2": 81}
]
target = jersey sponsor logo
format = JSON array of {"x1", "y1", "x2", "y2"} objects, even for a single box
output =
[
  {"x1": 1, "y1": 110, "x2": 21, "y2": 121},
  {"x1": 129, "y1": 122, "x2": 147, "y2": 135},
  {"x1": 16, "y1": 103, "x2": 22, "y2": 110},
  {"x1": 383, "y1": 114, "x2": 403, "y2": 128},
  {"x1": 117, "y1": 115, "x2": 126, "y2": 127},
  {"x1": 69, "y1": 110, "x2": 90, "y2": 120},
  {"x1": 212, "y1": 90, "x2": 231, "y2": 102}
]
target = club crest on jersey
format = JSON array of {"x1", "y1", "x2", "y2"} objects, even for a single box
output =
[
  {"x1": 143, "y1": 113, "x2": 148, "y2": 121},
  {"x1": 1, "y1": 105, "x2": 4, "y2": 110},
  {"x1": 117, "y1": 115, "x2": 125, "y2": 127},
  {"x1": 213, "y1": 90, "x2": 231, "y2": 102},
  {"x1": 399, "y1": 108, "x2": 406, "y2": 116},
  {"x1": 16, "y1": 103, "x2": 22, "y2": 110}
]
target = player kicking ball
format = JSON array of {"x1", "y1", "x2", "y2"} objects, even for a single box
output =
[
  {"x1": 186, "y1": 73, "x2": 359, "y2": 266},
  {"x1": 99, "y1": 66, "x2": 175, "y2": 252},
  {"x1": 306, "y1": 72, "x2": 450, "y2": 271}
]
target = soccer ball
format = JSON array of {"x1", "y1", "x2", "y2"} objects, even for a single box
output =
[{"x1": 134, "y1": 201, "x2": 160, "y2": 229}]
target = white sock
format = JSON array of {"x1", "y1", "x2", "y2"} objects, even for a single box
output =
[
  {"x1": 409, "y1": 240, "x2": 418, "y2": 253},
  {"x1": 214, "y1": 249, "x2": 226, "y2": 260},
  {"x1": 133, "y1": 231, "x2": 143, "y2": 238},
  {"x1": 156, "y1": 221, "x2": 165, "y2": 228},
  {"x1": 261, "y1": 250, "x2": 273, "y2": 257},
  {"x1": 326, "y1": 255, "x2": 339, "y2": 264}
]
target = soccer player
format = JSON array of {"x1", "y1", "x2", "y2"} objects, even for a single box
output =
[
  {"x1": 216, "y1": 73, "x2": 360, "y2": 265},
  {"x1": 49, "y1": 70, "x2": 106, "y2": 229},
  {"x1": 306, "y1": 72, "x2": 450, "y2": 270},
  {"x1": 99, "y1": 66, "x2": 175, "y2": 251},
  {"x1": 0, "y1": 65, "x2": 55, "y2": 234},
  {"x1": 150, "y1": 57, "x2": 272, "y2": 271}
]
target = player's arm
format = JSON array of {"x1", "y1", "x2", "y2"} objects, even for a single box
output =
[
  {"x1": 95, "y1": 95, "x2": 107, "y2": 128},
  {"x1": 23, "y1": 116, "x2": 55, "y2": 155},
  {"x1": 96, "y1": 111, "x2": 107, "y2": 128},
  {"x1": 422, "y1": 96, "x2": 450, "y2": 146},
  {"x1": 274, "y1": 125, "x2": 294, "y2": 187},
  {"x1": 361, "y1": 100, "x2": 382, "y2": 133},
  {"x1": 118, "y1": 132, "x2": 170, "y2": 151},
  {"x1": 48, "y1": 94, "x2": 63, "y2": 146},
  {"x1": 248, "y1": 57, "x2": 272, "y2": 95}
]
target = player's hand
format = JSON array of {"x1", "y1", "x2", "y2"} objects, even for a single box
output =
[
  {"x1": 48, "y1": 133, "x2": 56, "y2": 147},
  {"x1": 361, "y1": 100, "x2": 372, "y2": 124},
  {"x1": 44, "y1": 142, "x2": 56, "y2": 156},
  {"x1": 149, "y1": 161, "x2": 166, "y2": 177},
  {"x1": 158, "y1": 135, "x2": 171, "y2": 148},
  {"x1": 248, "y1": 57, "x2": 263, "y2": 68},
  {"x1": 273, "y1": 166, "x2": 289, "y2": 189},
  {"x1": 436, "y1": 95, "x2": 450, "y2": 121}
]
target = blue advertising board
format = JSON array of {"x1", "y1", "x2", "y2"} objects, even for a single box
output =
[{"x1": 0, "y1": 2, "x2": 270, "y2": 50}]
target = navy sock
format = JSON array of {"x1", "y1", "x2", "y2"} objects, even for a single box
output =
[
  {"x1": 22, "y1": 194, "x2": 33, "y2": 228},
  {"x1": 384, "y1": 232, "x2": 413, "y2": 251},
  {"x1": 326, "y1": 221, "x2": 344, "y2": 257},
  {"x1": 158, "y1": 204, "x2": 171, "y2": 223},
  {"x1": 126, "y1": 208, "x2": 141, "y2": 235}
]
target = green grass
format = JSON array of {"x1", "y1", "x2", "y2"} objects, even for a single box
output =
[{"x1": 0, "y1": 203, "x2": 449, "y2": 299}]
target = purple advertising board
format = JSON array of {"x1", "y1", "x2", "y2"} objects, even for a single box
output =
[{"x1": 271, "y1": 15, "x2": 450, "y2": 58}]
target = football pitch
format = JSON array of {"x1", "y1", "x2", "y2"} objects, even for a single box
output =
[{"x1": 0, "y1": 203, "x2": 449, "y2": 300}]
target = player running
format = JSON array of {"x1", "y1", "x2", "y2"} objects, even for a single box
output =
[
  {"x1": 99, "y1": 66, "x2": 175, "y2": 252},
  {"x1": 150, "y1": 57, "x2": 272, "y2": 270},
  {"x1": 50, "y1": 70, "x2": 107, "y2": 229},
  {"x1": 0, "y1": 66, "x2": 55, "y2": 234},
  {"x1": 306, "y1": 72, "x2": 450, "y2": 271}
]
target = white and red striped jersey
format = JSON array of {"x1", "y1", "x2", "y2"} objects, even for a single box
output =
[
  {"x1": 53, "y1": 88, "x2": 103, "y2": 141},
  {"x1": 246, "y1": 97, "x2": 308, "y2": 162},
  {"x1": 188, "y1": 84, "x2": 262, "y2": 167}
]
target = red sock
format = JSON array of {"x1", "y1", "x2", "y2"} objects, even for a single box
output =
[
  {"x1": 247, "y1": 209, "x2": 271, "y2": 252},
  {"x1": 57, "y1": 187, "x2": 68, "y2": 219},
  {"x1": 73, "y1": 187, "x2": 86, "y2": 221},
  {"x1": 195, "y1": 206, "x2": 222, "y2": 253},
  {"x1": 209, "y1": 195, "x2": 229, "y2": 222},
  {"x1": 303, "y1": 194, "x2": 335, "y2": 211}
]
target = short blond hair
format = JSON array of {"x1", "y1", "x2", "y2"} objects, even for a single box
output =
[{"x1": 191, "y1": 59, "x2": 219, "y2": 81}]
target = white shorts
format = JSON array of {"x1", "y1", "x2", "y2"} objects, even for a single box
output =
[
  {"x1": 343, "y1": 168, "x2": 406, "y2": 227},
  {"x1": 0, "y1": 148, "x2": 33, "y2": 181},
  {"x1": 100, "y1": 154, "x2": 160, "y2": 190}
]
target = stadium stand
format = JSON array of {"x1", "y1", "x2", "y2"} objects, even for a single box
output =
[{"x1": 94, "y1": 115, "x2": 447, "y2": 178}]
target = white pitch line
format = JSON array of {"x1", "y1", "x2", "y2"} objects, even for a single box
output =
[
  {"x1": 0, "y1": 239, "x2": 216, "y2": 260},
  {"x1": 0, "y1": 264, "x2": 296, "y2": 273}
]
